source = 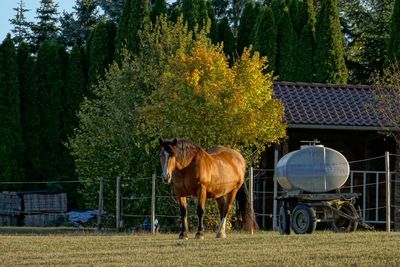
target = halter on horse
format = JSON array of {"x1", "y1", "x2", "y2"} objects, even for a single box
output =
[{"x1": 159, "y1": 138, "x2": 256, "y2": 239}]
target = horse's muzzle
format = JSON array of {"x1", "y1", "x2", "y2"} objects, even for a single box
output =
[{"x1": 162, "y1": 174, "x2": 172, "y2": 184}]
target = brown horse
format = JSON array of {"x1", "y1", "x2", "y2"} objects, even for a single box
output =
[{"x1": 159, "y1": 138, "x2": 255, "y2": 239}]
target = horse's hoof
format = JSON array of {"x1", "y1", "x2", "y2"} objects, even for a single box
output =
[
  {"x1": 216, "y1": 232, "x2": 226, "y2": 239},
  {"x1": 195, "y1": 232, "x2": 204, "y2": 240},
  {"x1": 179, "y1": 233, "x2": 188, "y2": 240}
]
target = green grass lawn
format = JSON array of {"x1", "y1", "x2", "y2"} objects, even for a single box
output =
[{"x1": 0, "y1": 230, "x2": 399, "y2": 266}]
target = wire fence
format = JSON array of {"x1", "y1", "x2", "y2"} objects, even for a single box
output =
[{"x1": 1, "y1": 152, "x2": 400, "y2": 232}]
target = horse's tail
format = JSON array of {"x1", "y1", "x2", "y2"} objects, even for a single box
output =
[{"x1": 236, "y1": 182, "x2": 258, "y2": 231}]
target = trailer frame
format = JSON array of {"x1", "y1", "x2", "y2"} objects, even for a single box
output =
[{"x1": 277, "y1": 191, "x2": 373, "y2": 234}]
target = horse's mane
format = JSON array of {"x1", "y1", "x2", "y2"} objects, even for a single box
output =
[{"x1": 175, "y1": 139, "x2": 201, "y2": 166}]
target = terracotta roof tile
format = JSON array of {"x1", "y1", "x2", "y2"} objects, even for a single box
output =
[{"x1": 273, "y1": 81, "x2": 394, "y2": 129}]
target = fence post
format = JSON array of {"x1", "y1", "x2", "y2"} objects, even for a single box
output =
[
  {"x1": 273, "y1": 146, "x2": 279, "y2": 231},
  {"x1": 385, "y1": 151, "x2": 391, "y2": 232},
  {"x1": 151, "y1": 173, "x2": 156, "y2": 234},
  {"x1": 116, "y1": 176, "x2": 121, "y2": 232},
  {"x1": 97, "y1": 177, "x2": 104, "y2": 231},
  {"x1": 249, "y1": 166, "x2": 254, "y2": 235}
]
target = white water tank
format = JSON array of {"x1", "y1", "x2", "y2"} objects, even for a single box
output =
[{"x1": 275, "y1": 145, "x2": 349, "y2": 193}]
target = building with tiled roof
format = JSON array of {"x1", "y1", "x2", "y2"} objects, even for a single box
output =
[{"x1": 256, "y1": 82, "x2": 399, "y2": 231}]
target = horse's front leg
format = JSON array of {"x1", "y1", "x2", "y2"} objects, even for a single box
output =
[
  {"x1": 195, "y1": 186, "x2": 207, "y2": 240},
  {"x1": 178, "y1": 197, "x2": 188, "y2": 240}
]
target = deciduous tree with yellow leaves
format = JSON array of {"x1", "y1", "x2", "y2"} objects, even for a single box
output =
[{"x1": 69, "y1": 16, "x2": 285, "y2": 223}]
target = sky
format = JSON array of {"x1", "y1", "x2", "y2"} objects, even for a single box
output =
[{"x1": 0, "y1": 0, "x2": 75, "y2": 41}]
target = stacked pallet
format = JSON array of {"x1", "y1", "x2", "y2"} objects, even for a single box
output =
[
  {"x1": 0, "y1": 192, "x2": 21, "y2": 226},
  {"x1": 23, "y1": 193, "x2": 67, "y2": 226}
]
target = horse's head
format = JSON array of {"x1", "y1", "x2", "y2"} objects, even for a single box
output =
[{"x1": 159, "y1": 137, "x2": 178, "y2": 184}]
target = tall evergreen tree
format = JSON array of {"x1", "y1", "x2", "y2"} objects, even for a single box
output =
[
  {"x1": 17, "y1": 42, "x2": 40, "y2": 180},
  {"x1": 341, "y1": 0, "x2": 392, "y2": 84},
  {"x1": 9, "y1": 0, "x2": 32, "y2": 47},
  {"x1": 31, "y1": 0, "x2": 59, "y2": 51},
  {"x1": 151, "y1": 0, "x2": 167, "y2": 23},
  {"x1": 88, "y1": 21, "x2": 117, "y2": 86},
  {"x1": 314, "y1": 0, "x2": 347, "y2": 84},
  {"x1": 36, "y1": 40, "x2": 63, "y2": 179},
  {"x1": 276, "y1": 7, "x2": 296, "y2": 81},
  {"x1": 388, "y1": 0, "x2": 400, "y2": 63},
  {"x1": 58, "y1": 11, "x2": 79, "y2": 48},
  {"x1": 59, "y1": 45, "x2": 85, "y2": 186},
  {"x1": 0, "y1": 35, "x2": 23, "y2": 182},
  {"x1": 294, "y1": 0, "x2": 315, "y2": 82},
  {"x1": 97, "y1": 0, "x2": 125, "y2": 23},
  {"x1": 63, "y1": 45, "x2": 85, "y2": 137},
  {"x1": 217, "y1": 16, "x2": 235, "y2": 64},
  {"x1": 115, "y1": 0, "x2": 150, "y2": 60},
  {"x1": 271, "y1": 0, "x2": 285, "y2": 27},
  {"x1": 207, "y1": 1, "x2": 219, "y2": 44},
  {"x1": 253, "y1": 6, "x2": 277, "y2": 71},
  {"x1": 237, "y1": 2, "x2": 259, "y2": 55},
  {"x1": 74, "y1": 0, "x2": 99, "y2": 46},
  {"x1": 181, "y1": 0, "x2": 209, "y2": 31}
]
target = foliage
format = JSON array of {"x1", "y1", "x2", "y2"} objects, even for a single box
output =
[
  {"x1": 217, "y1": 16, "x2": 235, "y2": 64},
  {"x1": 139, "y1": 36, "x2": 285, "y2": 158},
  {"x1": 0, "y1": 35, "x2": 23, "y2": 184},
  {"x1": 115, "y1": 0, "x2": 150, "y2": 59},
  {"x1": 36, "y1": 40, "x2": 63, "y2": 179},
  {"x1": 151, "y1": 0, "x2": 167, "y2": 23},
  {"x1": 388, "y1": 0, "x2": 400, "y2": 63},
  {"x1": 31, "y1": 0, "x2": 59, "y2": 52},
  {"x1": 17, "y1": 42, "x2": 40, "y2": 181},
  {"x1": 341, "y1": 0, "x2": 393, "y2": 84},
  {"x1": 294, "y1": 0, "x2": 315, "y2": 82},
  {"x1": 69, "y1": 17, "x2": 198, "y2": 210},
  {"x1": 63, "y1": 45, "x2": 86, "y2": 137},
  {"x1": 70, "y1": 16, "x2": 285, "y2": 221},
  {"x1": 87, "y1": 20, "x2": 116, "y2": 86},
  {"x1": 97, "y1": 0, "x2": 125, "y2": 23},
  {"x1": 206, "y1": 1, "x2": 219, "y2": 44},
  {"x1": 314, "y1": 0, "x2": 347, "y2": 83},
  {"x1": 74, "y1": 0, "x2": 99, "y2": 46},
  {"x1": 58, "y1": 11, "x2": 79, "y2": 48},
  {"x1": 9, "y1": 0, "x2": 32, "y2": 47},
  {"x1": 181, "y1": 0, "x2": 209, "y2": 31},
  {"x1": 253, "y1": 6, "x2": 277, "y2": 71},
  {"x1": 236, "y1": 2, "x2": 260, "y2": 55},
  {"x1": 371, "y1": 62, "x2": 400, "y2": 142},
  {"x1": 275, "y1": 7, "x2": 296, "y2": 81}
]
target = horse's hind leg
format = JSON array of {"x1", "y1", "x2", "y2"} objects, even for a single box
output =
[
  {"x1": 195, "y1": 186, "x2": 207, "y2": 240},
  {"x1": 178, "y1": 197, "x2": 188, "y2": 240},
  {"x1": 216, "y1": 189, "x2": 238, "y2": 239}
]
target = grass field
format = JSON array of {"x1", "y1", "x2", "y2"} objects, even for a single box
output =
[{"x1": 0, "y1": 229, "x2": 399, "y2": 266}]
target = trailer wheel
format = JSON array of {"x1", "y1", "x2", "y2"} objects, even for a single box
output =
[
  {"x1": 332, "y1": 202, "x2": 358, "y2": 232},
  {"x1": 291, "y1": 204, "x2": 316, "y2": 234},
  {"x1": 278, "y1": 206, "x2": 290, "y2": 235}
]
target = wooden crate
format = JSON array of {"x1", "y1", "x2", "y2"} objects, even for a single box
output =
[
  {"x1": 0, "y1": 192, "x2": 21, "y2": 215},
  {"x1": 23, "y1": 193, "x2": 67, "y2": 212},
  {"x1": 0, "y1": 215, "x2": 18, "y2": 226},
  {"x1": 24, "y1": 213, "x2": 67, "y2": 227}
]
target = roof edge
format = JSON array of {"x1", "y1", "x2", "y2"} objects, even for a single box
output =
[
  {"x1": 274, "y1": 81, "x2": 371, "y2": 90},
  {"x1": 287, "y1": 123, "x2": 400, "y2": 132}
]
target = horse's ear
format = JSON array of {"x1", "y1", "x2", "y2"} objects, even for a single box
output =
[
  {"x1": 172, "y1": 138, "x2": 177, "y2": 146},
  {"x1": 158, "y1": 137, "x2": 164, "y2": 146}
]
